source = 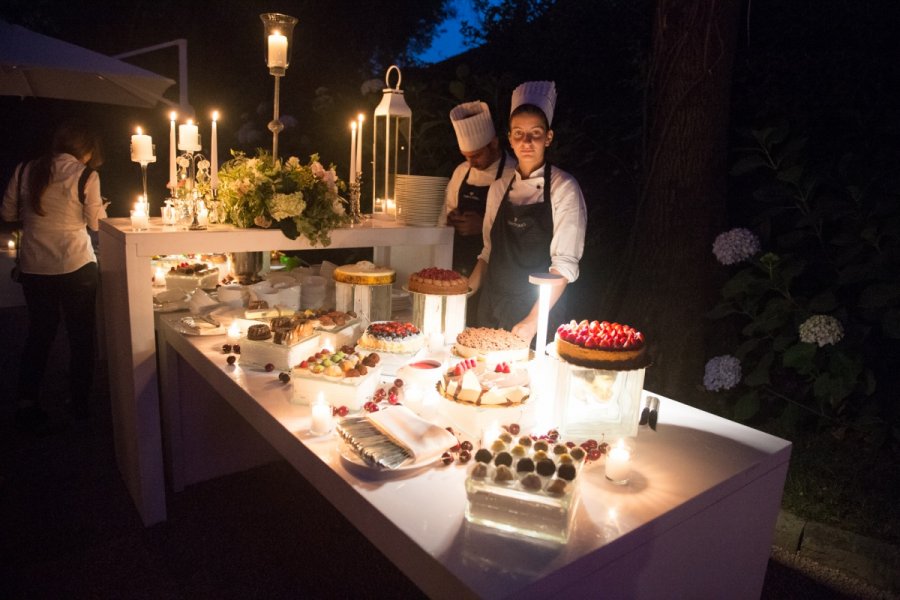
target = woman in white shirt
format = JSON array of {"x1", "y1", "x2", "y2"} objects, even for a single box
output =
[
  {"x1": 469, "y1": 81, "x2": 587, "y2": 344},
  {"x1": 1, "y1": 121, "x2": 106, "y2": 429}
]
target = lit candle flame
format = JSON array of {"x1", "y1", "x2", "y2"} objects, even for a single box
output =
[
  {"x1": 212, "y1": 110, "x2": 219, "y2": 121},
  {"x1": 169, "y1": 111, "x2": 177, "y2": 121},
  {"x1": 136, "y1": 126, "x2": 143, "y2": 135}
]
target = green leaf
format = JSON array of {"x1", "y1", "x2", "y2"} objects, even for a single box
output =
[
  {"x1": 735, "y1": 337, "x2": 762, "y2": 359},
  {"x1": 882, "y1": 309, "x2": 900, "y2": 339},
  {"x1": 722, "y1": 268, "x2": 758, "y2": 299},
  {"x1": 772, "y1": 335, "x2": 794, "y2": 352},
  {"x1": 783, "y1": 342, "x2": 817, "y2": 374},
  {"x1": 776, "y1": 165, "x2": 804, "y2": 185},
  {"x1": 733, "y1": 391, "x2": 761, "y2": 422},
  {"x1": 858, "y1": 283, "x2": 900, "y2": 308},
  {"x1": 838, "y1": 263, "x2": 873, "y2": 284},
  {"x1": 730, "y1": 154, "x2": 770, "y2": 176},
  {"x1": 774, "y1": 136, "x2": 807, "y2": 166},
  {"x1": 744, "y1": 351, "x2": 773, "y2": 386},
  {"x1": 278, "y1": 218, "x2": 299, "y2": 240},
  {"x1": 808, "y1": 291, "x2": 838, "y2": 312},
  {"x1": 707, "y1": 303, "x2": 738, "y2": 320}
]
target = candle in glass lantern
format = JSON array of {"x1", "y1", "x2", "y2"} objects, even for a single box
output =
[
  {"x1": 605, "y1": 439, "x2": 631, "y2": 485},
  {"x1": 153, "y1": 266, "x2": 166, "y2": 287},
  {"x1": 267, "y1": 31, "x2": 288, "y2": 68},
  {"x1": 131, "y1": 127, "x2": 154, "y2": 163},
  {"x1": 197, "y1": 200, "x2": 209, "y2": 227},
  {"x1": 130, "y1": 196, "x2": 149, "y2": 231},
  {"x1": 168, "y1": 112, "x2": 177, "y2": 190},
  {"x1": 210, "y1": 111, "x2": 219, "y2": 190},
  {"x1": 227, "y1": 321, "x2": 241, "y2": 342},
  {"x1": 178, "y1": 120, "x2": 200, "y2": 152}
]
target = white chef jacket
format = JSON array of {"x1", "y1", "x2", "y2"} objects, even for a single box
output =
[
  {"x1": 2, "y1": 153, "x2": 106, "y2": 275},
  {"x1": 439, "y1": 152, "x2": 517, "y2": 226},
  {"x1": 477, "y1": 164, "x2": 586, "y2": 283}
]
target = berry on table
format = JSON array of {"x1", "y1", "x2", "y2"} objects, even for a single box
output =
[
  {"x1": 265, "y1": 363, "x2": 275, "y2": 372},
  {"x1": 226, "y1": 355, "x2": 236, "y2": 365},
  {"x1": 278, "y1": 372, "x2": 290, "y2": 383}
]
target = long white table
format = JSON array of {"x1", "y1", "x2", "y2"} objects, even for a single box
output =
[
  {"x1": 158, "y1": 314, "x2": 791, "y2": 599},
  {"x1": 98, "y1": 217, "x2": 452, "y2": 525}
]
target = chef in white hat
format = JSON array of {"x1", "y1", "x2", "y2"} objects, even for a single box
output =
[
  {"x1": 468, "y1": 81, "x2": 587, "y2": 344},
  {"x1": 441, "y1": 101, "x2": 517, "y2": 276}
]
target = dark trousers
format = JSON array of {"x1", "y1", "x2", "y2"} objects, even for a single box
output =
[{"x1": 18, "y1": 262, "x2": 98, "y2": 406}]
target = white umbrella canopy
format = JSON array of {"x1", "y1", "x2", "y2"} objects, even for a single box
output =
[{"x1": 0, "y1": 20, "x2": 175, "y2": 108}]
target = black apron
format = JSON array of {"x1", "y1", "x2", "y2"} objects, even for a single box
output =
[
  {"x1": 452, "y1": 152, "x2": 507, "y2": 276},
  {"x1": 476, "y1": 164, "x2": 564, "y2": 335}
]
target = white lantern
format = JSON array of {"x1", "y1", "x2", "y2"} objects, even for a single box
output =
[{"x1": 371, "y1": 65, "x2": 412, "y2": 219}]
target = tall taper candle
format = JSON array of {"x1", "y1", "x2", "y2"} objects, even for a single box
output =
[
  {"x1": 210, "y1": 111, "x2": 219, "y2": 190},
  {"x1": 356, "y1": 113, "x2": 364, "y2": 179},
  {"x1": 349, "y1": 121, "x2": 357, "y2": 184},
  {"x1": 169, "y1": 112, "x2": 177, "y2": 191}
]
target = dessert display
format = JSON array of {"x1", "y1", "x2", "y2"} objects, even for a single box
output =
[
  {"x1": 333, "y1": 261, "x2": 395, "y2": 323},
  {"x1": 165, "y1": 261, "x2": 220, "y2": 291},
  {"x1": 555, "y1": 320, "x2": 649, "y2": 370},
  {"x1": 244, "y1": 301, "x2": 295, "y2": 320},
  {"x1": 553, "y1": 320, "x2": 649, "y2": 442},
  {"x1": 439, "y1": 358, "x2": 530, "y2": 407},
  {"x1": 465, "y1": 427, "x2": 586, "y2": 543},
  {"x1": 408, "y1": 267, "x2": 468, "y2": 295},
  {"x1": 358, "y1": 321, "x2": 424, "y2": 354},
  {"x1": 240, "y1": 318, "x2": 321, "y2": 371},
  {"x1": 453, "y1": 327, "x2": 530, "y2": 363},
  {"x1": 291, "y1": 346, "x2": 382, "y2": 410}
]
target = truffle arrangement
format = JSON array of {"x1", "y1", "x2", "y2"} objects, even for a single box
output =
[{"x1": 465, "y1": 426, "x2": 585, "y2": 543}]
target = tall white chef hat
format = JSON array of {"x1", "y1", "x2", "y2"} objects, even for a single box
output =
[
  {"x1": 510, "y1": 80, "x2": 557, "y2": 126},
  {"x1": 450, "y1": 101, "x2": 496, "y2": 152}
]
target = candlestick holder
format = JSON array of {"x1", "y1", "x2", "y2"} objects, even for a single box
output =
[
  {"x1": 174, "y1": 150, "x2": 211, "y2": 230},
  {"x1": 349, "y1": 174, "x2": 364, "y2": 224},
  {"x1": 132, "y1": 146, "x2": 156, "y2": 206},
  {"x1": 260, "y1": 12, "x2": 298, "y2": 161}
]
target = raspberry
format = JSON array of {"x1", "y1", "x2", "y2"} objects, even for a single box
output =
[{"x1": 336, "y1": 406, "x2": 349, "y2": 417}]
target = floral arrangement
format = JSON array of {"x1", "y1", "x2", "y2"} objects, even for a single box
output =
[{"x1": 216, "y1": 150, "x2": 350, "y2": 244}]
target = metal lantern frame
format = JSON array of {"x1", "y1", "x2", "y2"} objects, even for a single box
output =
[{"x1": 371, "y1": 65, "x2": 412, "y2": 219}]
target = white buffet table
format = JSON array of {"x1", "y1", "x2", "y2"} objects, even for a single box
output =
[
  {"x1": 98, "y1": 217, "x2": 452, "y2": 525},
  {"x1": 158, "y1": 314, "x2": 791, "y2": 599}
]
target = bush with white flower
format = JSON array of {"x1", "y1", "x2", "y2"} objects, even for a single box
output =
[
  {"x1": 216, "y1": 150, "x2": 350, "y2": 245},
  {"x1": 799, "y1": 315, "x2": 844, "y2": 348}
]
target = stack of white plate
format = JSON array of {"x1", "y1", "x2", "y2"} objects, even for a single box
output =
[{"x1": 394, "y1": 175, "x2": 449, "y2": 226}]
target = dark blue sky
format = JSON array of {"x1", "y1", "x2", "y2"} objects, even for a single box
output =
[{"x1": 416, "y1": 0, "x2": 481, "y2": 64}]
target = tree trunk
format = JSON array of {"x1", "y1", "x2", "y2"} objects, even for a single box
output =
[{"x1": 605, "y1": 0, "x2": 741, "y2": 402}]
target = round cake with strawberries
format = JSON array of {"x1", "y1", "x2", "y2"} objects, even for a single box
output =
[
  {"x1": 358, "y1": 321, "x2": 424, "y2": 354},
  {"x1": 555, "y1": 320, "x2": 649, "y2": 370},
  {"x1": 439, "y1": 358, "x2": 530, "y2": 406},
  {"x1": 408, "y1": 267, "x2": 469, "y2": 295}
]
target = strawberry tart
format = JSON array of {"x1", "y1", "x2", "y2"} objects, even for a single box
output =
[
  {"x1": 555, "y1": 320, "x2": 649, "y2": 370},
  {"x1": 407, "y1": 267, "x2": 469, "y2": 295},
  {"x1": 439, "y1": 358, "x2": 530, "y2": 406}
]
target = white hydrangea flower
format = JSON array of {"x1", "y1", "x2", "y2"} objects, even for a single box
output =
[
  {"x1": 267, "y1": 192, "x2": 305, "y2": 221},
  {"x1": 703, "y1": 355, "x2": 742, "y2": 391},
  {"x1": 799, "y1": 315, "x2": 844, "y2": 347},
  {"x1": 712, "y1": 228, "x2": 761, "y2": 265}
]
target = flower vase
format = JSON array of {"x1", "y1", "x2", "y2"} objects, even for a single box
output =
[{"x1": 231, "y1": 251, "x2": 263, "y2": 284}]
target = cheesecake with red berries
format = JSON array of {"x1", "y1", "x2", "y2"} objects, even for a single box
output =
[
  {"x1": 439, "y1": 358, "x2": 530, "y2": 406},
  {"x1": 555, "y1": 320, "x2": 649, "y2": 370},
  {"x1": 408, "y1": 267, "x2": 469, "y2": 295},
  {"x1": 357, "y1": 321, "x2": 424, "y2": 354}
]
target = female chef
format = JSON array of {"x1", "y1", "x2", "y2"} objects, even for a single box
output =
[{"x1": 468, "y1": 81, "x2": 587, "y2": 344}]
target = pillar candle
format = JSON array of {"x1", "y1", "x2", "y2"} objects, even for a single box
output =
[
  {"x1": 605, "y1": 440, "x2": 631, "y2": 484},
  {"x1": 268, "y1": 32, "x2": 288, "y2": 68},
  {"x1": 210, "y1": 111, "x2": 219, "y2": 190},
  {"x1": 131, "y1": 127, "x2": 154, "y2": 163},
  {"x1": 178, "y1": 120, "x2": 200, "y2": 152},
  {"x1": 310, "y1": 395, "x2": 332, "y2": 435},
  {"x1": 349, "y1": 121, "x2": 357, "y2": 184},
  {"x1": 168, "y1": 112, "x2": 177, "y2": 190}
]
